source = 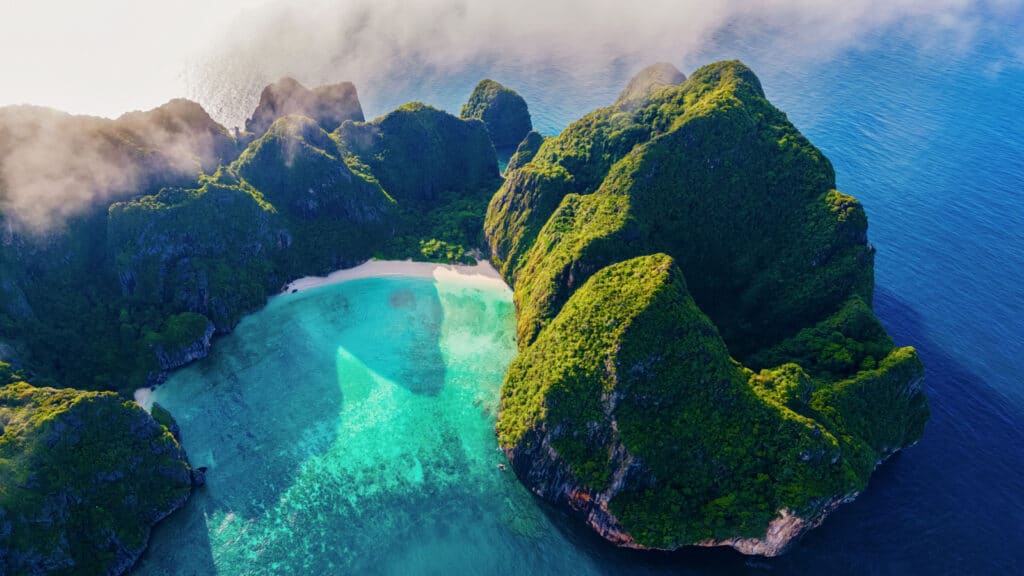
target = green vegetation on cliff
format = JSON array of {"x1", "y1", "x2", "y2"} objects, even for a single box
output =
[
  {"x1": 336, "y1": 102, "x2": 502, "y2": 263},
  {"x1": 490, "y1": 61, "x2": 929, "y2": 551},
  {"x1": 505, "y1": 130, "x2": 545, "y2": 174},
  {"x1": 0, "y1": 62, "x2": 928, "y2": 560},
  {"x1": 461, "y1": 79, "x2": 533, "y2": 150},
  {"x1": 0, "y1": 364, "x2": 192, "y2": 574},
  {"x1": 0, "y1": 87, "x2": 509, "y2": 574},
  {"x1": 0, "y1": 93, "x2": 504, "y2": 395},
  {"x1": 616, "y1": 62, "x2": 686, "y2": 107},
  {"x1": 488, "y1": 60, "x2": 872, "y2": 358}
]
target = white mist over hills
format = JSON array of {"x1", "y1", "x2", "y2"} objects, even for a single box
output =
[
  {"x1": 2, "y1": 0, "x2": 1019, "y2": 126},
  {"x1": 0, "y1": 0, "x2": 1020, "y2": 232}
]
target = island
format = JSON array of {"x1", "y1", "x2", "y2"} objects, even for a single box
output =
[
  {"x1": 486, "y1": 60, "x2": 929, "y2": 554},
  {"x1": 0, "y1": 60, "x2": 928, "y2": 573}
]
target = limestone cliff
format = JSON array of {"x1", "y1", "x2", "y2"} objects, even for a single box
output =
[
  {"x1": 244, "y1": 77, "x2": 365, "y2": 137},
  {"x1": 0, "y1": 365, "x2": 193, "y2": 575},
  {"x1": 489, "y1": 61, "x2": 929, "y2": 555},
  {"x1": 461, "y1": 79, "x2": 533, "y2": 150}
]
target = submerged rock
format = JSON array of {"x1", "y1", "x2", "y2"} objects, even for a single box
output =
[{"x1": 189, "y1": 466, "x2": 208, "y2": 487}]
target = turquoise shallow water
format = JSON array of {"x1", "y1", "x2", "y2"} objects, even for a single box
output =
[{"x1": 135, "y1": 275, "x2": 622, "y2": 574}]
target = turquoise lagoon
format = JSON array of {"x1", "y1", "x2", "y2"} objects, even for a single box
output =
[{"x1": 134, "y1": 271, "x2": 620, "y2": 574}]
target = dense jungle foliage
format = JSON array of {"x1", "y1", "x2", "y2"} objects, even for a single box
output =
[{"x1": 490, "y1": 61, "x2": 928, "y2": 548}]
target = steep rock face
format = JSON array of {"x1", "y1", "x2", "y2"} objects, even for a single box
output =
[
  {"x1": 337, "y1": 102, "x2": 500, "y2": 206},
  {"x1": 114, "y1": 99, "x2": 240, "y2": 174},
  {"x1": 234, "y1": 115, "x2": 392, "y2": 222},
  {"x1": 0, "y1": 274, "x2": 33, "y2": 321},
  {"x1": 149, "y1": 312, "x2": 215, "y2": 374},
  {"x1": 616, "y1": 62, "x2": 686, "y2": 107},
  {"x1": 0, "y1": 98, "x2": 241, "y2": 391},
  {"x1": 333, "y1": 102, "x2": 503, "y2": 262},
  {"x1": 489, "y1": 62, "x2": 929, "y2": 555},
  {"x1": 107, "y1": 181, "x2": 288, "y2": 331},
  {"x1": 244, "y1": 78, "x2": 364, "y2": 137},
  {"x1": 505, "y1": 130, "x2": 545, "y2": 174},
  {"x1": 488, "y1": 60, "x2": 870, "y2": 357},
  {"x1": 0, "y1": 369, "x2": 192, "y2": 575},
  {"x1": 0, "y1": 88, "x2": 504, "y2": 394},
  {"x1": 461, "y1": 79, "x2": 533, "y2": 150},
  {"x1": 231, "y1": 114, "x2": 396, "y2": 275}
]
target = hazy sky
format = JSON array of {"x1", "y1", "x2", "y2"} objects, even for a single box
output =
[
  {"x1": 0, "y1": 0, "x2": 267, "y2": 116},
  {"x1": 0, "y1": 0, "x2": 1020, "y2": 127}
]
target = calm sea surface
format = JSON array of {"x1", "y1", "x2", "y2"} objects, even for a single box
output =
[{"x1": 136, "y1": 14, "x2": 1023, "y2": 575}]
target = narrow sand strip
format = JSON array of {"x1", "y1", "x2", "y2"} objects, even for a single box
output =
[
  {"x1": 134, "y1": 386, "x2": 155, "y2": 411},
  {"x1": 281, "y1": 259, "x2": 508, "y2": 293}
]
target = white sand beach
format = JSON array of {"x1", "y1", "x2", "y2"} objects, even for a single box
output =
[
  {"x1": 281, "y1": 259, "x2": 508, "y2": 294},
  {"x1": 134, "y1": 386, "x2": 155, "y2": 410}
]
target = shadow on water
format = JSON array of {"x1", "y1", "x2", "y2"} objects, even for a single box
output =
[
  {"x1": 527, "y1": 286, "x2": 1024, "y2": 575},
  {"x1": 134, "y1": 277, "x2": 449, "y2": 574},
  {"x1": 335, "y1": 281, "x2": 447, "y2": 395}
]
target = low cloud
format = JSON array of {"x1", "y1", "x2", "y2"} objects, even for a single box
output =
[
  {"x1": 1, "y1": 0, "x2": 1019, "y2": 232},
  {"x1": 188, "y1": 0, "x2": 1020, "y2": 128},
  {"x1": 0, "y1": 102, "x2": 228, "y2": 233}
]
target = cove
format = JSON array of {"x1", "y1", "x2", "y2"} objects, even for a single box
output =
[{"x1": 132, "y1": 268, "x2": 623, "y2": 574}]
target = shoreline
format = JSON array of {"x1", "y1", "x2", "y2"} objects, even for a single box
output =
[
  {"x1": 136, "y1": 258, "x2": 508, "y2": 411},
  {"x1": 280, "y1": 258, "x2": 509, "y2": 294}
]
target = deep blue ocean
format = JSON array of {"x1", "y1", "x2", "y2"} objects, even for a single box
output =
[
  {"x1": 137, "y1": 11, "x2": 1023, "y2": 575},
  {"x1": 357, "y1": 18, "x2": 1024, "y2": 575}
]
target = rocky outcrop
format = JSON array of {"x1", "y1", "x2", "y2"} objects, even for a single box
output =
[
  {"x1": 461, "y1": 79, "x2": 533, "y2": 150},
  {"x1": 153, "y1": 316, "x2": 215, "y2": 372},
  {"x1": 337, "y1": 102, "x2": 500, "y2": 206},
  {"x1": 616, "y1": 62, "x2": 686, "y2": 108},
  {"x1": 107, "y1": 181, "x2": 290, "y2": 331},
  {"x1": 244, "y1": 77, "x2": 365, "y2": 137},
  {"x1": 504, "y1": 426, "x2": 641, "y2": 549},
  {"x1": 0, "y1": 377, "x2": 193, "y2": 575},
  {"x1": 696, "y1": 497, "x2": 855, "y2": 556},
  {"x1": 0, "y1": 99, "x2": 239, "y2": 233},
  {"x1": 234, "y1": 115, "x2": 394, "y2": 223},
  {"x1": 115, "y1": 98, "x2": 240, "y2": 174},
  {"x1": 505, "y1": 130, "x2": 544, "y2": 174}
]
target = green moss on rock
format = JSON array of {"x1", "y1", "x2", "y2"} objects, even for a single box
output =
[
  {"x1": 490, "y1": 61, "x2": 930, "y2": 555},
  {"x1": 461, "y1": 79, "x2": 533, "y2": 150},
  {"x1": 0, "y1": 369, "x2": 191, "y2": 575},
  {"x1": 505, "y1": 130, "x2": 545, "y2": 174}
]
